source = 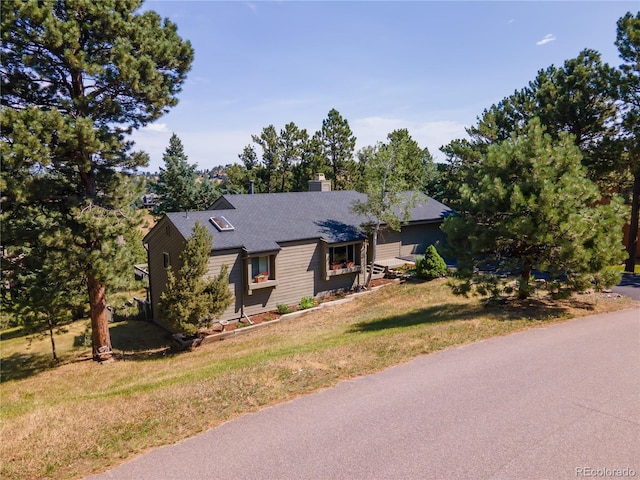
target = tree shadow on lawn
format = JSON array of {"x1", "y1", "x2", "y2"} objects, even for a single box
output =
[
  {"x1": 349, "y1": 298, "x2": 586, "y2": 333},
  {"x1": 107, "y1": 320, "x2": 173, "y2": 358},
  {"x1": 1, "y1": 352, "x2": 64, "y2": 383},
  {"x1": 1, "y1": 321, "x2": 173, "y2": 383}
]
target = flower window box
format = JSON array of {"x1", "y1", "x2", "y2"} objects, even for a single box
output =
[{"x1": 254, "y1": 272, "x2": 269, "y2": 283}]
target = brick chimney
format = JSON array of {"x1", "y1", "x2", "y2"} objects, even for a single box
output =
[{"x1": 308, "y1": 173, "x2": 331, "y2": 192}]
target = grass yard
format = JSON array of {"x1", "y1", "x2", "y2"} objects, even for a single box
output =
[
  {"x1": 1, "y1": 279, "x2": 637, "y2": 480},
  {"x1": 615, "y1": 264, "x2": 640, "y2": 274}
]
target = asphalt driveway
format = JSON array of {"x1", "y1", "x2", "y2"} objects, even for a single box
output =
[
  {"x1": 88, "y1": 308, "x2": 640, "y2": 480},
  {"x1": 613, "y1": 273, "x2": 640, "y2": 301}
]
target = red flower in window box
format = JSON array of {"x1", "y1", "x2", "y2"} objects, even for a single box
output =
[{"x1": 254, "y1": 272, "x2": 269, "y2": 283}]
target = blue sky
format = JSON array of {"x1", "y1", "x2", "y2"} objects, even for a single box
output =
[{"x1": 132, "y1": 1, "x2": 638, "y2": 172}]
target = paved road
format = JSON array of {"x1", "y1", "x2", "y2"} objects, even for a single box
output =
[
  {"x1": 614, "y1": 273, "x2": 640, "y2": 301},
  {"x1": 88, "y1": 309, "x2": 640, "y2": 480}
]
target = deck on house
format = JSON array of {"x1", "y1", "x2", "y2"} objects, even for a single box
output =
[{"x1": 374, "y1": 256, "x2": 416, "y2": 269}]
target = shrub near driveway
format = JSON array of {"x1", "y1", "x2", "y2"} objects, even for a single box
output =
[
  {"x1": 415, "y1": 245, "x2": 448, "y2": 280},
  {"x1": 0, "y1": 280, "x2": 636, "y2": 480}
]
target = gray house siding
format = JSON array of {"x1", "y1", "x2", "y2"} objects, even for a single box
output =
[
  {"x1": 241, "y1": 240, "x2": 320, "y2": 317},
  {"x1": 145, "y1": 216, "x2": 187, "y2": 322},
  {"x1": 274, "y1": 240, "x2": 319, "y2": 305},
  {"x1": 202, "y1": 239, "x2": 365, "y2": 322},
  {"x1": 375, "y1": 229, "x2": 402, "y2": 260},
  {"x1": 371, "y1": 223, "x2": 447, "y2": 262},
  {"x1": 204, "y1": 249, "x2": 243, "y2": 323},
  {"x1": 143, "y1": 191, "x2": 453, "y2": 331},
  {"x1": 399, "y1": 223, "x2": 447, "y2": 257}
]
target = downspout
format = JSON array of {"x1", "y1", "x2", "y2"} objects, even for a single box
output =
[
  {"x1": 239, "y1": 250, "x2": 254, "y2": 324},
  {"x1": 239, "y1": 287, "x2": 253, "y2": 325},
  {"x1": 144, "y1": 242, "x2": 153, "y2": 314},
  {"x1": 241, "y1": 308, "x2": 253, "y2": 325}
]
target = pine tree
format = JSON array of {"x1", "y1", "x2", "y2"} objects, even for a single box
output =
[
  {"x1": 1, "y1": 0, "x2": 193, "y2": 361},
  {"x1": 616, "y1": 12, "x2": 640, "y2": 272},
  {"x1": 278, "y1": 122, "x2": 308, "y2": 192},
  {"x1": 415, "y1": 245, "x2": 448, "y2": 281},
  {"x1": 252, "y1": 125, "x2": 281, "y2": 193},
  {"x1": 442, "y1": 49, "x2": 622, "y2": 209},
  {"x1": 2, "y1": 231, "x2": 86, "y2": 360},
  {"x1": 204, "y1": 264, "x2": 234, "y2": 323},
  {"x1": 154, "y1": 133, "x2": 217, "y2": 214},
  {"x1": 159, "y1": 222, "x2": 233, "y2": 335},
  {"x1": 442, "y1": 119, "x2": 627, "y2": 300},
  {"x1": 315, "y1": 109, "x2": 357, "y2": 190}
]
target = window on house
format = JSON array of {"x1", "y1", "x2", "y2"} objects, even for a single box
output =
[
  {"x1": 329, "y1": 244, "x2": 359, "y2": 270},
  {"x1": 251, "y1": 256, "x2": 271, "y2": 279},
  {"x1": 163, "y1": 252, "x2": 170, "y2": 269},
  {"x1": 247, "y1": 253, "x2": 278, "y2": 292}
]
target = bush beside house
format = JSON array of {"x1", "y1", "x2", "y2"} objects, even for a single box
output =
[{"x1": 415, "y1": 245, "x2": 448, "y2": 280}]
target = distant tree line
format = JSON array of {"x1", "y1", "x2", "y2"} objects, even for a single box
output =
[
  {"x1": 150, "y1": 108, "x2": 442, "y2": 208},
  {"x1": 222, "y1": 108, "x2": 442, "y2": 196}
]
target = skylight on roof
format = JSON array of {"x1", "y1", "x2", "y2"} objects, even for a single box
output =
[{"x1": 210, "y1": 215, "x2": 234, "y2": 232}]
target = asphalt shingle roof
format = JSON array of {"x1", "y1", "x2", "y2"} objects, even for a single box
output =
[{"x1": 164, "y1": 191, "x2": 452, "y2": 254}]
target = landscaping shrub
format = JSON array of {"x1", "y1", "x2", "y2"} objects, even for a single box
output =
[
  {"x1": 415, "y1": 245, "x2": 448, "y2": 280},
  {"x1": 277, "y1": 304, "x2": 293, "y2": 314},
  {"x1": 299, "y1": 296, "x2": 315, "y2": 310}
]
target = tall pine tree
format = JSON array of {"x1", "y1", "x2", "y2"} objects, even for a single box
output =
[
  {"x1": 442, "y1": 49, "x2": 622, "y2": 208},
  {"x1": 442, "y1": 119, "x2": 626, "y2": 300},
  {"x1": 1, "y1": 0, "x2": 193, "y2": 361},
  {"x1": 616, "y1": 12, "x2": 640, "y2": 272},
  {"x1": 315, "y1": 109, "x2": 357, "y2": 190}
]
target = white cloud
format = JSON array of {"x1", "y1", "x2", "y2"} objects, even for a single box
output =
[
  {"x1": 536, "y1": 34, "x2": 556, "y2": 46},
  {"x1": 140, "y1": 123, "x2": 170, "y2": 134}
]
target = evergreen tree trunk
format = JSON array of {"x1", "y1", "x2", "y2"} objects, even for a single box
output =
[
  {"x1": 519, "y1": 265, "x2": 532, "y2": 300},
  {"x1": 88, "y1": 276, "x2": 112, "y2": 361},
  {"x1": 625, "y1": 171, "x2": 640, "y2": 273},
  {"x1": 47, "y1": 315, "x2": 58, "y2": 362}
]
